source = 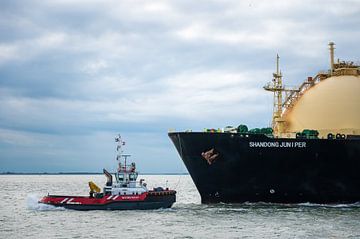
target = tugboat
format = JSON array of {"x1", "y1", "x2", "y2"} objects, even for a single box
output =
[{"x1": 39, "y1": 134, "x2": 176, "y2": 210}]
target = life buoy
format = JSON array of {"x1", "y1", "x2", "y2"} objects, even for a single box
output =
[
  {"x1": 336, "y1": 133, "x2": 341, "y2": 139},
  {"x1": 327, "y1": 133, "x2": 334, "y2": 139}
]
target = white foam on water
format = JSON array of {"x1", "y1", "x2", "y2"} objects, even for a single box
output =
[
  {"x1": 297, "y1": 202, "x2": 360, "y2": 208},
  {"x1": 26, "y1": 194, "x2": 65, "y2": 211},
  {"x1": 241, "y1": 201, "x2": 360, "y2": 208}
]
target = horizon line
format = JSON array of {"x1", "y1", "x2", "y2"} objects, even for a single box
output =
[{"x1": 0, "y1": 171, "x2": 189, "y2": 175}]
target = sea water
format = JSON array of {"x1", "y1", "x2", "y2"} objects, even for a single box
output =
[{"x1": 1, "y1": 175, "x2": 360, "y2": 238}]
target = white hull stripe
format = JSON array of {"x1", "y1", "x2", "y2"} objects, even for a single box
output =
[
  {"x1": 66, "y1": 198, "x2": 74, "y2": 204},
  {"x1": 107, "y1": 195, "x2": 113, "y2": 200},
  {"x1": 60, "y1": 198, "x2": 69, "y2": 204},
  {"x1": 112, "y1": 195, "x2": 119, "y2": 200}
]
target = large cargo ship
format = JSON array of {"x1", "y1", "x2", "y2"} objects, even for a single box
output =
[{"x1": 169, "y1": 43, "x2": 360, "y2": 204}]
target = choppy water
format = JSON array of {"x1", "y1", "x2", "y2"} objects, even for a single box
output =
[{"x1": 1, "y1": 175, "x2": 360, "y2": 238}]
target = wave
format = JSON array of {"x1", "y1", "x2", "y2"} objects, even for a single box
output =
[
  {"x1": 240, "y1": 201, "x2": 360, "y2": 208},
  {"x1": 296, "y1": 202, "x2": 360, "y2": 208},
  {"x1": 174, "y1": 201, "x2": 360, "y2": 210},
  {"x1": 26, "y1": 194, "x2": 65, "y2": 211}
]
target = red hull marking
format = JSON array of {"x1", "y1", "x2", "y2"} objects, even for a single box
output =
[
  {"x1": 114, "y1": 194, "x2": 147, "y2": 201},
  {"x1": 40, "y1": 192, "x2": 148, "y2": 205}
]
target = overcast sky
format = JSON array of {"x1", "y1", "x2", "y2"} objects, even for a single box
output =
[{"x1": 0, "y1": 0, "x2": 359, "y2": 173}]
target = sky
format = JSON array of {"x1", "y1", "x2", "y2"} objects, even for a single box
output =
[{"x1": 0, "y1": 0, "x2": 359, "y2": 173}]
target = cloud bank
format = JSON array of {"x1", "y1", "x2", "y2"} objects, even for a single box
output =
[{"x1": 0, "y1": 0, "x2": 359, "y2": 172}]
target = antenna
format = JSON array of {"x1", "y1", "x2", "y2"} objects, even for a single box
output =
[
  {"x1": 115, "y1": 134, "x2": 131, "y2": 172},
  {"x1": 329, "y1": 42, "x2": 335, "y2": 73},
  {"x1": 115, "y1": 134, "x2": 124, "y2": 160},
  {"x1": 264, "y1": 54, "x2": 285, "y2": 136}
]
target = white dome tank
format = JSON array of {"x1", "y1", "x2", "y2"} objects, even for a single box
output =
[{"x1": 283, "y1": 75, "x2": 360, "y2": 137}]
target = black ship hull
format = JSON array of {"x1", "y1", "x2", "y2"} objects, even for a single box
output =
[{"x1": 169, "y1": 132, "x2": 360, "y2": 204}]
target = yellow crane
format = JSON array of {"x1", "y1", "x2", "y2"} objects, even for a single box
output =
[{"x1": 88, "y1": 181, "x2": 101, "y2": 193}]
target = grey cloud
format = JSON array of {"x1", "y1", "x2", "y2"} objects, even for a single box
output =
[{"x1": 0, "y1": 0, "x2": 359, "y2": 172}]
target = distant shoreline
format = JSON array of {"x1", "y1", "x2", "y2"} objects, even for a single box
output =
[{"x1": 0, "y1": 172, "x2": 189, "y2": 175}]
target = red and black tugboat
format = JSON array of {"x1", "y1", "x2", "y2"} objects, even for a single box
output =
[{"x1": 39, "y1": 134, "x2": 176, "y2": 210}]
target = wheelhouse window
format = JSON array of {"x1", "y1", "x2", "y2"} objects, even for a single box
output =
[{"x1": 129, "y1": 173, "x2": 136, "y2": 181}]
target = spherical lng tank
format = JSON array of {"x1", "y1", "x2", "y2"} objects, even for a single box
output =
[{"x1": 283, "y1": 74, "x2": 360, "y2": 137}]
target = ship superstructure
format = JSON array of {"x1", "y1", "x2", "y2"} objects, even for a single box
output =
[
  {"x1": 102, "y1": 134, "x2": 147, "y2": 197},
  {"x1": 264, "y1": 42, "x2": 360, "y2": 137}
]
